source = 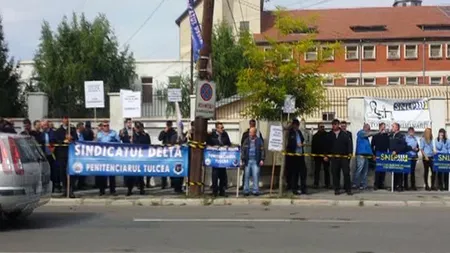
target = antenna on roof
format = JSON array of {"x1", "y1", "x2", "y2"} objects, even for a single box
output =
[{"x1": 393, "y1": 0, "x2": 422, "y2": 7}]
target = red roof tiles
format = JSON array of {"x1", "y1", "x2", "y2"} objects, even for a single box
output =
[{"x1": 254, "y1": 6, "x2": 450, "y2": 43}]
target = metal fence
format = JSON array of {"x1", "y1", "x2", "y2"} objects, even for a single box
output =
[{"x1": 213, "y1": 86, "x2": 450, "y2": 121}]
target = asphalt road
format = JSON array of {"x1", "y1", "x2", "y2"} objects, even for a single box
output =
[{"x1": 0, "y1": 205, "x2": 449, "y2": 253}]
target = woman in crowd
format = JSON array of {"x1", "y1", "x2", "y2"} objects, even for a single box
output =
[
  {"x1": 435, "y1": 128, "x2": 449, "y2": 191},
  {"x1": 420, "y1": 128, "x2": 436, "y2": 191}
]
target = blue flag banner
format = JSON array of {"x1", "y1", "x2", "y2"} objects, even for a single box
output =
[
  {"x1": 188, "y1": 0, "x2": 203, "y2": 62},
  {"x1": 433, "y1": 154, "x2": 450, "y2": 172},
  {"x1": 68, "y1": 141, "x2": 189, "y2": 177},
  {"x1": 375, "y1": 152, "x2": 410, "y2": 173},
  {"x1": 203, "y1": 146, "x2": 241, "y2": 168}
]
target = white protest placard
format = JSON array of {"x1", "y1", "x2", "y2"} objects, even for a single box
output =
[
  {"x1": 168, "y1": 88, "x2": 182, "y2": 102},
  {"x1": 283, "y1": 95, "x2": 295, "y2": 113},
  {"x1": 195, "y1": 80, "x2": 216, "y2": 118},
  {"x1": 120, "y1": 89, "x2": 141, "y2": 118},
  {"x1": 84, "y1": 81, "x2": 105, "y2": 108},
  {"x1": 268, "y1": 125, "x2": 283, "y2": 151}
]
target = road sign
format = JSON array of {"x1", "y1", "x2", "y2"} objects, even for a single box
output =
[
  {"x1": 195, "y1": 80, "x2": 216, "y2": 118},
  {"x1": 168, "y1": 88, "x2": 182, "y2": 102},
  {"x1": 84, "y1": 81, "x2": 105, "y2": 108},
  {"x1": 283, "y1": 95, "x2": 295, "y2": 113}
]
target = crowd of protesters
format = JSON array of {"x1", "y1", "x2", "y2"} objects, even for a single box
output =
[{"x1": 2, "y1": 116, "x2": 449, "y2": 198}]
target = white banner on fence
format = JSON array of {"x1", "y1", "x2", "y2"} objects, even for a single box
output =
[
  {"x1": 84, "y1": 81, "x2": 105, "y2": 108},
  {"x1": 364, "y1": 97, "x2": 431, "y2": 131},
  {"x1": 120, "y1": 89, "x2": 141, "y2": 118},
  {"x1": 268, "y1": 125, "x2": 283, "y2": 152}
]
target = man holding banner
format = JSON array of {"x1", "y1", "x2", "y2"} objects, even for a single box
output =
[
  {"x1": 207, "y1": 122, "x2": 231, "y2": 197},
  {"x1": 389, "y1": 122, "x2": 411, "y2": 191}
]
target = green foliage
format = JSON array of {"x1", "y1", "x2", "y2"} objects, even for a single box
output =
[
  {"x1": 212, "y1": 21, "x2": 248, "y2": 100},
  {"x1": 33, "y1": 13, "x2": 136, "y2": 118},
  {"x1": 155, "y1": 75, "x2": 191, "y2": 118},
  {"x1": 0, "y1": 16, "x2": 25, "y2": 117},
  {"x1": 237, "y1": 8, "x2": 341, "y2": 121}
]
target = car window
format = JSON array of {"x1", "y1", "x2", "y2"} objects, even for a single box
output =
[
  {"x1": 28, "y1": 139, "x2": 45, "y2": 161},
  {"x1": 14, "y1": 138, "x2": 39, "y2": 163}
]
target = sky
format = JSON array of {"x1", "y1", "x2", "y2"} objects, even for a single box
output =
[{"x1": 0, "y1": 0, "x2": 446, "y2": 61}]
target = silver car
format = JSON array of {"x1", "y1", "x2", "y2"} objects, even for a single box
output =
[{"x1": 0, "y1": 133, "x2": 51, "y2": 220}]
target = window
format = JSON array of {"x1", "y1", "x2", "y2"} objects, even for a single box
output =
[
  {"x1": 350, "y1": 25, "x2": 387, "y2": 32},
  {"x1": 263, "y1": 47, "x2": 273, "y2": 61},
  {"x1": 320, "y1": 46, "x2": 334, "y2": 61},
  {"x1": 345, "y1": 45, "x2": 358, "y2": 60},
  {"x1": 447, "y1": 44, "x2": 450, "y2": 58},
  {"x1": 362, "y1": 45, "x2": 376, "y2": 60},
  {"x1": 141, "y1": 76, "x2": 153, "y2": 84},
  {"x1": 430, "y1": 76, "x2": 443, "y2": 85},
  {"x1": 404, "y1": 44, "x2": 418, "y2": 59},
  {"x1": 345, "y1": 78, "x2": 359, "y2": 86},
  {"x1": 387, "y1": 45, "x2": 400, "y2": 59},
  {"x1": 305, "y1": 47, "x2": 318, "y2": 61},
  {"x1": 405, "y1": 77, "x2": 419, "y2": 85},
  {"x1": 418, "y1": 24, "x2": 450, "y2": 31},
  {"x1": 429, "y1": 44, "x2": 443, "y2": 59},
  {"x1": 142, "y1": 84, "x2": 153, "y2": 103},
  {"x1": 322, "y1": 77, "x2": 334, "y2": 86},
  {"x1": 363, "y1": 78, "x2": 376, "y2": 85},
  {"x1": 387, "y1": 77, "x2": 401, "y2": 85},
  {"x1": 14, "y1": 138, "x2": 38, "y2": 163},
  {"x1": 239, "y1": 21, "x2": 249, "y2": 33},
  {"x1": 282, "y1": 49, "x2": 293, "y2": 62},
  {"x1": 322, "y1": 112, "x2": 335, "y2": 121}
]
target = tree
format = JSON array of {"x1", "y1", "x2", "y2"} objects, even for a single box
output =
[
  {"x1": 212, "y1": 21, "x2": 248, "y2": 100},
  {"x1": 237, "y1": 8, "x2": 340, "y2": 120},
  {"x1": 0, "y1": 16, "x2": 25, "y2": 117},
  {"x1": 33, "y1": 13, "x2": 136, "y2": 118},
  {"x1": 155, "y1": 75, "x2": 191, "y2": 118}
]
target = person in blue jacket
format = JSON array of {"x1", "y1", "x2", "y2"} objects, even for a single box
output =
[
  {"x1": 405, "y1": 127, "x2": 419, "y2": 191},
  {"x1": 353, "y1": 123, "x2": 377, "y2": 190},
  {"x1": 435, "y1": 128, "x2": 448, "y2": 191}
]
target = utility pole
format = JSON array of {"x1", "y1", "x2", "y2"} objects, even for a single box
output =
[{"x1": 189, "y1": 0, "x2": 215, "y2": 196}]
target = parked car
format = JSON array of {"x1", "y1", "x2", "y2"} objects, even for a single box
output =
[{"x1": 0, "y1": 133, "x2": 51, "y2": 220}]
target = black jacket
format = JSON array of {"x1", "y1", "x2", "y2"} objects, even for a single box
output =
[
  {"x1": 207, "y1": 130, "x2": 231, "y2": 146},
  {"x1": 371, "y1": 132, "x2": 389, "y2": 153},
  {"x1": 325, "y1": 130, "x2": 353, "y2": 157},
  {"x1": 158, "y1": 128, "x2": 178, "y2": 145},
  {"x1": 286, "y1": 128, "x2": 305, "y2": 154},
  {"x1": 241, "y1": 137, "x2": 265, "y2": 166},
  {"x1": 312, "y1": 130, "x2": 328, "y2": 155},
  {"x1": 389, "y1": 132, "x2": 410, "y2": 154},
  {"x1": 82, "y1": 128, "x2": 95, "y2": 141},
  {"x1": 120, "y1": 127, "x2": 134, "y2": 143},
  {"x1": 21, "y1": 130, "x2": 41, "y2": 142},
  {"x1": 240, "y1": 129, "x2": 264, "y2": 146},
  {"x1": 133, "y1": 132, "x2": 151, "y2": 145},
  {"x1": 55, "y1": 125, "x2": 77, "y2": 159}
]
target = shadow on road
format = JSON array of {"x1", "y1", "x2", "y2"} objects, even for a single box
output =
[{"x1": 0, "y1": 212, "x2": 100, "y2": 232}]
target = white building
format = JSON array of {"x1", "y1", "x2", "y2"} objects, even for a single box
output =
[{"x1": 175, "y1": 0, "x2": 263, "y2": 61}]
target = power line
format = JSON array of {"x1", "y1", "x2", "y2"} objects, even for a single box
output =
[
  {"x1": 238, "y1": 0, "x2": 245, "y2": 21},
  {"x1": 226, "y1": 0, "x2": 240, "y2": 34},
  {"x1": 121, "y1": 0, "x2": 166, "y2": 48}
]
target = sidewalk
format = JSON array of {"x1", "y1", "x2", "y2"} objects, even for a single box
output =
[{"x1": 47, "y1": 187, "x2": 450, "y2": 207}]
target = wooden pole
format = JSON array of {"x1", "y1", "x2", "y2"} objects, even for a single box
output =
[{"x1": 188, "y1": 0, "x2": 215, "y2": 196}]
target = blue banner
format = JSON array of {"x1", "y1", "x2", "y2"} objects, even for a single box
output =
[
  {"x1": 188, "y1": 0, "x2": 203, "y2": 62},
  {"x1": 203, "y1": 146, "x2": 240, "y2": 168},
  {"x1": 68, "y1": 141, "x2": 189, "y2": 177},
  {"x1": 375, "y1": 152, "x2": 410, "y2": 173},
  {"x1": 433, "y1": 154, "x2": 450, "y2": 172}
]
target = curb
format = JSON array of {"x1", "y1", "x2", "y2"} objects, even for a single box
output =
[{"x1": 46, "y1": 198, "x2": 450, "y2": 207}]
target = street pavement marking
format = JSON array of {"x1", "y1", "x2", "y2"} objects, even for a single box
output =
[{"x1": 133, "y1": 218, "x2": 365, "y2": 223}]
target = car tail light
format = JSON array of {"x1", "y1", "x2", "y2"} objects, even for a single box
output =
[
  {"x1": 0, "y1": 140, "x2": 12, "y2": 174},
  {"x1": 8, "y1": 137, "x2": 24, "y2": 175}
]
